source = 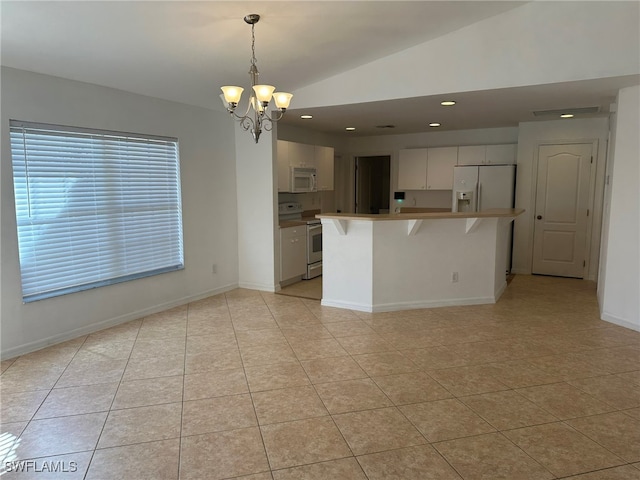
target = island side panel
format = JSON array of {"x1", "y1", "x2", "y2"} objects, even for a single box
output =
[
  {"x1": 321, "y1": 220, "x2": 374, "y2": 311},
  {"x1": 370, "y1": 218, "x2": 501, "y2": 311}
]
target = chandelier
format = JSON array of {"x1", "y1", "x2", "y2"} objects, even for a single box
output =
[{"x1": 220, "y1": 14, "x2": 293, "y2": 143}]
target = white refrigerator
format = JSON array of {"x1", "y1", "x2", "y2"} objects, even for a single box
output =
[
  {"x1": 452, "y1": 164, "x2": 516, "y2": 275},
  {"x1": 452, "y1": 165, "x2": 516, "y2": 212}
]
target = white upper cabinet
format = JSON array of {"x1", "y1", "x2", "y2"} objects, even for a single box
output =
[
  {"x1": 398, "y1": 149, "x2": 428, "y2": 190},
  {"x1": 485, "y1": 144, "x2": 517, "y2": 165},
  {"x1": 426, "y1": 147, "x2": 458, "y2": 190},
  {"x1": 398, "y1": 147, "x2": 458, "y2": 190},
  {"x1": 315, "y1": 145, "x2": 334, "y2": 191},
  {"x1": 458, "y1": 144, "x2": 516, "y2": 165},
  {"x1": 288, "y1": 142, "x2": 315, "y2": 168}
]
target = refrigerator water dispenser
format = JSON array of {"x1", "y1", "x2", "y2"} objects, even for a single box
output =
[{"x1": 454, "y1": 191, "x2": 474, "y2": 212}]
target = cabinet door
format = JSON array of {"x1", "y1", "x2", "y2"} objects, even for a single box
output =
[
  {"x1": 280, "y1": 227, "x2": 307, "y2": 281},
  {"x1": 277, "y1": 140, "x2": 290, "y2": 192},
  {"x1": 426, "y1": 147, "x2": 457, "y2": 190},
  {"x1": 398, "y1": 149, "x2": 427, "y2": 190},
  {"x1": 315, "y1": 145, "x2": 334, "y2": 191},
  {"x1": 288, "y1": 142, "x2": 315, "y2": 168},
  {"x1": 457, "y1": 145, "x2": 486, "y2": 165},
  {"x1": 485, "y1": 144, "x2": 516, "y2": 165}
]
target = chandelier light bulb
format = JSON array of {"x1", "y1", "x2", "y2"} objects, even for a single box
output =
[
  {"x1": 220, "y1": 86, "x2": 243, "y2": 105},
  {"x1": 274, "y1": 92, "x2": 293, "y2": 110}
]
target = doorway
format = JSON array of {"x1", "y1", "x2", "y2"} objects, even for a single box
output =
[
  {"x1": 355, "y1": 156, "x2": 390, "y2": 214},
  {"x1": 532, "y1": 143, "x2": 594, "y2": 278}
]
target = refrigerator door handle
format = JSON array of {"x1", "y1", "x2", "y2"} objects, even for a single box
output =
[{"x1": 477, "y1": 182, "x2": 482, "y2": 211}]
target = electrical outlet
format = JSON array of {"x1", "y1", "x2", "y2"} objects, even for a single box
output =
[
  {"x1": 212, "y1": 264, "x2": 217, "y2": 274},
  {"x1": 452, "y1": 271, "x2": 459, "y2": 283}
]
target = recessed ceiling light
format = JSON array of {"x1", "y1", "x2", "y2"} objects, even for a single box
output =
[
  {"x1": 300, "y1": 114, "x2": 313, "y2": 119},
  {"x1": 429, "y1": 123, "x2": 441, "y2": 127},
  {"x1": 440, "y1": 101, "x2": 456, "y2": 106},
  {"x1": 560, "y1": 114, "x2": 574, "y2": 118},
  {"x1": 376, "y1": 125, "x2": 396, "y2": 129},
  {"x1": 345, "y1": 127, "x2": 356, "y2": 131}
]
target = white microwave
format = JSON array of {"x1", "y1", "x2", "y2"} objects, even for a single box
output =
[{"x1": 290, "y1": 167, "x2": 317, "y2": 193}]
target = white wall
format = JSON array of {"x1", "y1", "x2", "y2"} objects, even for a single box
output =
[
  {"x1": 0, "y1": 67, "x2": 239, "y2": 358},
  {"x1": 512, "y1": 118, "x2": 609, "y2": 280},
  {"x1": 598, "y1": 85, "x2": 640, "y2": 330},
  {"x1": 293, "y1": 1, "x2": 639, "y2": 109}
]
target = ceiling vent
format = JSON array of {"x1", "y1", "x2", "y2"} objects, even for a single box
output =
[{"x1": 533, "y1": 106, "x2": 601, "y2": 117}]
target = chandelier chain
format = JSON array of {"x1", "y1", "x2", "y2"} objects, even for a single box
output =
[{"x1": 250, "y1": 24, "x2": 257, "y2": 68}]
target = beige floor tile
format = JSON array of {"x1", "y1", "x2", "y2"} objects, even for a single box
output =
[
  {"x1": 181, "y1": 393, "x2": 257, "y2": 436},
  {"x1": 615, "y1": 370, "x2": 640, "y2": 386},
  {"x1": 301, "y1": 356, "x2": 368, "y2": 384},
  {"x1": 272, "y1": 457, "x2": 366, "y2": 480},
  {"x1": 245, "y1": 363, "x2": 311, "y2": 392},
  {"x1": 122, "y1": 354, "x2": 185, "y2": 381},
  {"x1": 352, "y1": 352, "x2": 419, "y2": 376},
  {"x1": 289, "y1": 338, "x2": 348, "y2": 361},
  {"x1": 280, "y1": 325, "x2": 333, "y2": 343},
  {"x1": 0, "y1": 421, "x2": 28, "y2": 464},
  {"x1": 563, "y1": 465, "x2": 640, "y2": 479},
  {"x1": 427, "y1": 365, "x2": 510, "y2": 397},
  {"x1": 1, "y1": 358, "x2": 17, "y2": 373},
  {"x1": 372, "y1": 372, "x2": 452, "y2": 405},
  {"x1": 240, "y1": 343, "x2": 298, "y2": 367},
  {"x1": 34, "y1": 383, "x2": 118, "y2": 419},
  {"x1": 517, "y1": 382, "x2": 616, "y2": 419},
  {"x1": 434, "y1": 432, "x2": 554, "y2": 479},
  {"x1": 460, "y1": 390, "x2": 558, "y2": 430},
  {"x1": 261, "y1": 416, "x2": 352, "y2": 470},
  {"x1": 566, "y1": 411, "x2": 640, "y2": 463},
  {"x1": 55, "y1": 358, "x2": 127, "y2": 388},
  {"x1": 322, "y1": 321, "x2": 376, "y2": 338},
  {"x1": 357, "y1": 444, "x2": 462, "y2": 480},
  {"x1": 399, "y1": 398, "x2": 495, "y2": 442},
  {"x1": 314, "y1": 378, "x2": 393, "y2": 414},
  {"x1": 112, "y1": 375, "x2": 183, "y2": 409},
  {"x1": 184, "y1": 347, "x2": 243, "y2": 374},
  {"x1": 236, "y1": 328, "x2": 288, "y2": 348},
  {"x1": 0, "y1": 390, "x2": 49, "y2": 423},
  {"x1": 183, "y1": 368, "x2": 248, "y2": 401},
  {"x1": 15, "y1": 412, "x2": 107, "y2": 459},
  {"x1": 87, "y1": 438, "x2": 179, "y2": 480},
  {"x1": 186, "y1": 334, "x2": 237, "y2": 355},
  {"x1": 77, "y1": 340, "x2": 135, "y2": 360},
  {"x1": 232, "y1": 315, "x2": 280, "y2": 331},
  {"x1": 131, "y1": 337, "x2": 185, "y2": 359},
  {"x1": 336, "y1": 334, "x2": 395, "y2": 355},
  {"x1": 403, "y1": 346, "x2": 470, "y2": 370},
  {"x1": 2, "y1": 451, "x2": 92, "y2": 479},
  {"x1": 568, "y1": 374, "x2": 640, "y2": 410},
  {"x1": 526, "y1": 353, "x2": 610, "y2": 380},
  {"x1": 624, "y1": 407, "x2": 640, "y2": 420},
  {"x1": 252, "y1": 386, "x2": 328, "y2": 425},
  {"x1": 0, "y1": 367, "x2": 65, "y2": 393},
  {"x1": 180, "y1": 427, "x2": 269, "y2": 479},
  {"x1": 504, "y1": 422, "x2": 624, "y2": 478},
  {"x1": 333, "y1": 407, "x2": 426, "y2": 455},
  {"x1": 481, "y1": 359, "x2": 562, "y2": 388},
  {"x1": 98, "y1": 403, "x2": 182, "y2": 448}
]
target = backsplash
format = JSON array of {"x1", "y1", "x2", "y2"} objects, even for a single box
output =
[{"x1": 278, "y1": 191, "x2": 334, "y2": 213}]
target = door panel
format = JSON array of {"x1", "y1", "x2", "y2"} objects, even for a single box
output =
[{"x1": 532, "y1": 144, "x2": 592, "y2": 278}]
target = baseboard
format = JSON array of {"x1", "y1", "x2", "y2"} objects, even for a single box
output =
[
  {"x1": 600, "y1": 311, "x2": 640, "y2": 332},
  {"x1": 237, "y1": 281, "x2": 277, "y2": 292},
  {"x1": 1, "y1": 282, "x2": 239, "y2": 360},
  {"x1": 322, "y1": 296, "x2": 496, "y2": 313}
]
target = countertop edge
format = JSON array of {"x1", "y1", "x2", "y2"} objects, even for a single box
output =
[{"x1": 316, "y1": 208, "x2": 525, "y2": 221}]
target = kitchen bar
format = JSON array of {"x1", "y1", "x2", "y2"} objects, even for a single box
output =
[{"x1": 317, "y1": 209, "x2": 524, "y2": 313}]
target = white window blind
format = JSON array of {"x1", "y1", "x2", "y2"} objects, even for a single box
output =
[{"x1": 9, "y1": 120, "x2": 184, "y2": 302}]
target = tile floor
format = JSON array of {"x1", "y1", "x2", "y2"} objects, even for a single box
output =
[{"x1": 1, "y1": 275, "x2": 639, "y2": 479}]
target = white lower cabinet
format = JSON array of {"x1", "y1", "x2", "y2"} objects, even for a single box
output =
[{"x1": 280, "y1": 226, "x2": 307, "y2": 282}]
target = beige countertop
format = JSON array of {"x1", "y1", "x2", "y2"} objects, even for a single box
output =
[{"x1": 317, "y1": 208, "x2": 525, "y2": 221}]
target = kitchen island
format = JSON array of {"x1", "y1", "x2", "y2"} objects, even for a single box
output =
[{"x1": 317, "y1": 209, "x2": 524, "y2": 312}]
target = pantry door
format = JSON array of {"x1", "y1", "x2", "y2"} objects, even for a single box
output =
[{"x1": 532, "y1": 143, "x2": 593, "y2": 278}]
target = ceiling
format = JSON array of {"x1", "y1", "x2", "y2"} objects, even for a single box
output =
[{"x1": 1, "y1": 1, "x2": 636, "y2": 137}]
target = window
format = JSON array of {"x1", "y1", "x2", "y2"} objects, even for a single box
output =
[{"x1": 9, "y1": 120, "x2": 184, "y2": 302}]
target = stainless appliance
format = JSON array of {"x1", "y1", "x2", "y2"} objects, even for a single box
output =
[
  {"x1": 278, "y1": 202, "x2": 322, "y2": 280},
  {"x1": 290, "y1": 167, "x2": 317, "y2": 193}
]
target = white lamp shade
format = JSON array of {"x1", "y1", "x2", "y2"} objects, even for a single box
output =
[
  {"x1": 221, "y1": 86, "x2": 244, "y2": 104},
  {"x1": 273, "y1": 92, "x2": 293, "y2": 109},
  {"x1": 253, "y1": 85, "x2": 275, "y2": 103}
]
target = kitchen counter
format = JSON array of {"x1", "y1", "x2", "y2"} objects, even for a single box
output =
[{"x1": 318, "y1": 209, "x2": 524, "y2": 312}]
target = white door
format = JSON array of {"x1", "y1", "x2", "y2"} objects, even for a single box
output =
[{"x1": 532, "y1": 144, "x2": 593, "y2": 278}]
